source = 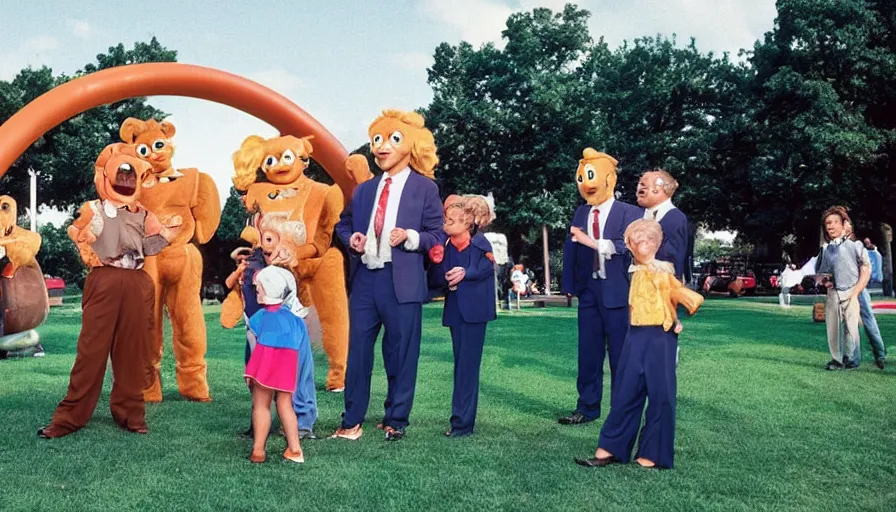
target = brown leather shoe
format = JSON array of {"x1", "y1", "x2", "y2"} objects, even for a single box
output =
[
  {"x1": 37, "y1": 425, "x2": 71, "y2": 439},
  {"x1": 329, "y1": 425, "x2": 363, "y2": 440},
  {"x1": 283, "y1": 448, "x2": 305, "y2": 464},
  {"x1": 249, "y1": 450, "x2": 266, "y2": 463}
]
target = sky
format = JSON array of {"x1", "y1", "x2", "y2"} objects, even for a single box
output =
[{"x1": 0, "y1": 0, "x2": 778, "y2": 229}]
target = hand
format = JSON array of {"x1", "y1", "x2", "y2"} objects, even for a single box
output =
[
  {"x1": 160, "y1": 215, "x2": 183, "y2": 242},
  {"x1": 236, "y1": 260, "x2": 248, "y2": 277},
  {"x1": 674, "y1": 320, "x2": 683, "y2": 334},
  {"x1": 428, "y1": 244, "x2": 445, "y2": 264},
  {"x1": 389, "y1": 228, "x2": 408, "y2": 247},
  {"x1": 349, "y1": 232, "x2": 367, "y2": 253},
  {"x1": 570, "y1": 226, "x2": 597, "y2": 250},
  {"x1": 824, "y1": 281, "x2": 834, "y2": 289},
  {"x1": 269, "y1": 246, "x2": 296, "y2": 268},
  {"x1": 446, "y1": 266, "x2": 466, "y2": 287}
]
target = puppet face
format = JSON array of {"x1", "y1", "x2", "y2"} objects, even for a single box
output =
[
  {"x1": 825, "y1": 214, "x2": 845, "y2": 240},
  {"x1": 636, "y1": 172, "x2": 670, "y2": 209},
  {"x1": 625, "y1": 220, "x2": 663, "y2": 265},
  {"x1": 232, "y1": 135, "x2": 313, "y2": 192},
  {"x1": 254, "y1": 279, "x2": 270, "y2": 305},
  {"x1": 259, "y1": 136, "x2": 311, "y2": 185},
  {"x1": 259, "y1": 228, "x2": 281, "y2": 263},
  {"x1": 93, "y1": 143, "x2": 151, "y2": 206},
  {"x1": 575, "y1": 149, "x2": 618, "y2": 206},
  {"x1": 369, "y1": 117, "x2": 413, "y2": 174},
  {"x1": 0, "y1": 196, "x2": 17, "y2": 237},
  {"x1": 443, "y1": 205, "x2": 472, "y2": 238},
  {"x1": 119, "y1": 118, "x2": 177, "y2": 175}
]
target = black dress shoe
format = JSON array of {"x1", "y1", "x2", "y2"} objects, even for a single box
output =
[
  {"x1": 384, "y1": 426, "x2": 405, "y2": 441},
  {"x1": 824, "y1": 359, "x2": 843, "y2": 371},
  {"x1": 874, "y1": 359, "x2": 885, "y2": 370},
  {"x1": 558, "y1": 412, "x2": 595, "y2": 425},
  {"x1": 574, "y1": 456, "x2": 621, "y2": 467}
]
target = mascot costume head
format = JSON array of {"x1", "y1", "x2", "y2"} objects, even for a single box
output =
[
  {"x1": 367, "y1": 110, "x2": 438, "y2": 178},
  {"x1": 576, "y1": 148, "x2": 618, "y2": 205},
  {"x1": 119, "y1": 118, "x2": 180, "y2": 183}
]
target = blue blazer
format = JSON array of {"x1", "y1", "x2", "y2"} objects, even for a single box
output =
[
  {"x1": 561, "y1": 201, "x2": 643, "y2": 309},
  {"x1": 657, "y1": 208, "x2": 689, "y2": 281},
  {"x1": 336, "y1": 171, "x2": 446, "y2": 304},
  {"x1": 431, "y1": 233, "x2": 497, "y2": 325}
]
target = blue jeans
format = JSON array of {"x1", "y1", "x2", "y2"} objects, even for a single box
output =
[
  {"x1": 292, "y1": 328, "x2": 318, "y2": 432},
  {"x1": 849, "y1": 289, "x2": 887, "y2": 363}
]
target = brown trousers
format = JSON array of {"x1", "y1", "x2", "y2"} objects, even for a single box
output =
[{"x1": 49, "y1": 267, "x2": 154, "y2": 434}]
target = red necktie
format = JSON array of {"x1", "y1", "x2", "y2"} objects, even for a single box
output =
[
  {"x1": 592, "y1": 209, "x2": 600, "y2": 272},
  {"x1": 374, "y1": 177, "x2": 392, "y2": 240}
]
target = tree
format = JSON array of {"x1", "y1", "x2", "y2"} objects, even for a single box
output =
[
  {"x1": 0, "y1": 37, "x2": 177, "y2": 211},
  {"x1": 35, "y1": 221, "x2": 87, "y2": 288},
  {"x1": 217, "y1": 187, "x2": 250, "y2": 242},
  {"x1": 746, "y1": 0, "x2": 896, "y2": 258},
  {"x1": 425, "y1": 4, "x2": 596, "y2": 244}
]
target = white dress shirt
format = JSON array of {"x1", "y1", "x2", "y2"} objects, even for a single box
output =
[
  {"x1": 585, "y1": 197, "x2": 616, "y2": 279},
  {"x1": 587, "y1": 197, "x2": 615, "y2": 240},
  {"x1": 644, "y1": 198, "x2": 675, "y2": 221},
  {"x1": 361, "y1": 168, "x2": 420, "y2": 269}
]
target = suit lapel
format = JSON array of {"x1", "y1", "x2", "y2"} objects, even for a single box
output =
[
  {"x1": 606, "y1": 201, "x2": 623, "y2": 238},
  {"x1": 396, "y1": 171, "x2": 417, "y2": 227},
  {"x1": 360, "y1": 178, "x2": 380, "y2": 229}
]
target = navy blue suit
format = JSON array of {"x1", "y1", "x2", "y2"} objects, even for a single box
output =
[
  {"x1": 431, "y1": 233, "x2": 496, "y2": 435},
  {"x1": 656, "y1": 208, "x2": 689, "y2": 281},
  {"x1": 335, "y1": 171, "x2": 446, "y2": 430},
  {"x1": 561, "y1": 200, "x2": 642, "y2": 419}
]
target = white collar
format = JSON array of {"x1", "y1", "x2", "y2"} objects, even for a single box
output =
[
  {"x1": 381, "y1": 167, "x2": 411, "y2": 187},
  {"x1": 590, "y1": 197, "x2": 615, "y2": 212},
  {"x1": 646, "y1": 198, "x2": 674, "y2": 219}
]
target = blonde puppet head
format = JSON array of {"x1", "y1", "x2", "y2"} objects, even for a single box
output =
[{"x1": 368, "y1": 110, "x2": 438, "y2": 179}]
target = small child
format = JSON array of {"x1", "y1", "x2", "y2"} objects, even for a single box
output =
[
  {"x1": 430, "y1": 195, "x2": 497, "y2": 437},
  {"x1": 245, "y1": 265, "x2": 308, "y2": 463},
  {"x1": 574, "y1": 219, "x2": 702, "y2": 469}
]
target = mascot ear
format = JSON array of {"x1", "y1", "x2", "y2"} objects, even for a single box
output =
[
  {"x1": 160, "y1": 121, "x2": 177, "y2": 138},
  {"x1": 119, "y1": 118, "x2": 146, "y2": 144},
  {"x1": 302, "y1": 137, "x2": 314, "y2": 156}
]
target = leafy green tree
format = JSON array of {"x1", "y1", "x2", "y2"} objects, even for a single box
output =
[
  {"x1": 0, "y1": 37, "x2": 177, "y2": 210},
  {"x1": 746, "y1": 0, "x2": 895, "y2": 258},
  {"x1": 35, "y1": 221, "x2": 86, "y2": 288},
  {"x1": 217, "y1": 187, "x2": 250, "y2": 242}
]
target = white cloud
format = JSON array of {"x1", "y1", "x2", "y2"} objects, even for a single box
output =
[
  {"x1": 65, "y1": 19, "x2": 92, "y2": 40},
  {"x1": 0, "y1": 36, "x2": 58, "y2": 80},
  {"x1": 418, "y1": 0, "x2": 513, "y2": 47}
]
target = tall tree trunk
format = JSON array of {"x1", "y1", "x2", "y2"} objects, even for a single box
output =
[{"x1": 880, "y1": 223, "x2": 894, "y2": 297}]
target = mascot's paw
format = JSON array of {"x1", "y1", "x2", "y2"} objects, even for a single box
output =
[
  {"x1": 143, "y1": 378, "x2": 163, "y2": 403},
  {"x1": 428, "y1": 245, "x2": 445, "y2": 264},
  {"x1": 345, "y1": 154, "x2": 373, "y2": 185},
  {"x1": 221, "y1": 290, "x2": 245, "y2": 329}
]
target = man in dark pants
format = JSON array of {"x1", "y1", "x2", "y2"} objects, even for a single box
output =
[
  {"x1": 559, "y1": 149, "x2": 642, "y2": 425},
  {"x1": 331, "y1": 110, "x2": 446, "y2": 441},
  {"x1": 636, "y1": 169, "x2": 689, "y2": 366}
]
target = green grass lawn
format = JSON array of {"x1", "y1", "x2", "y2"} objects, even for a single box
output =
[{"x1": 2, "y1": 296, "x2": 895, "y2": 511}]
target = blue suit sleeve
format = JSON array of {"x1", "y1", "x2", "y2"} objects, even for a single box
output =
[
  {"x1": 658, "y1": 215, "x2": 688, "y2": 278},
  {"x1": 561, "y1": 214, "x2": 577, "y2": 296},
  {"x1": 336, "y1": 184, "x2": 363, "y2": 249},
  {"x1": 414, "y1": 181, "x2": 447, "y2": 252},
  {"x1": 465, "y1": 239, "x2": 495, "y2": 282}
]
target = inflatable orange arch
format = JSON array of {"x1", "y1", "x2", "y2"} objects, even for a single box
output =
[{"x1": 0, "y1": 62, "x2": 353, "y2": 200}]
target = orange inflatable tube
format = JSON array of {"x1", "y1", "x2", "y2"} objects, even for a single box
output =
[{"x1": 0, "y1": 63, "x2": 353, "y2": 201}]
